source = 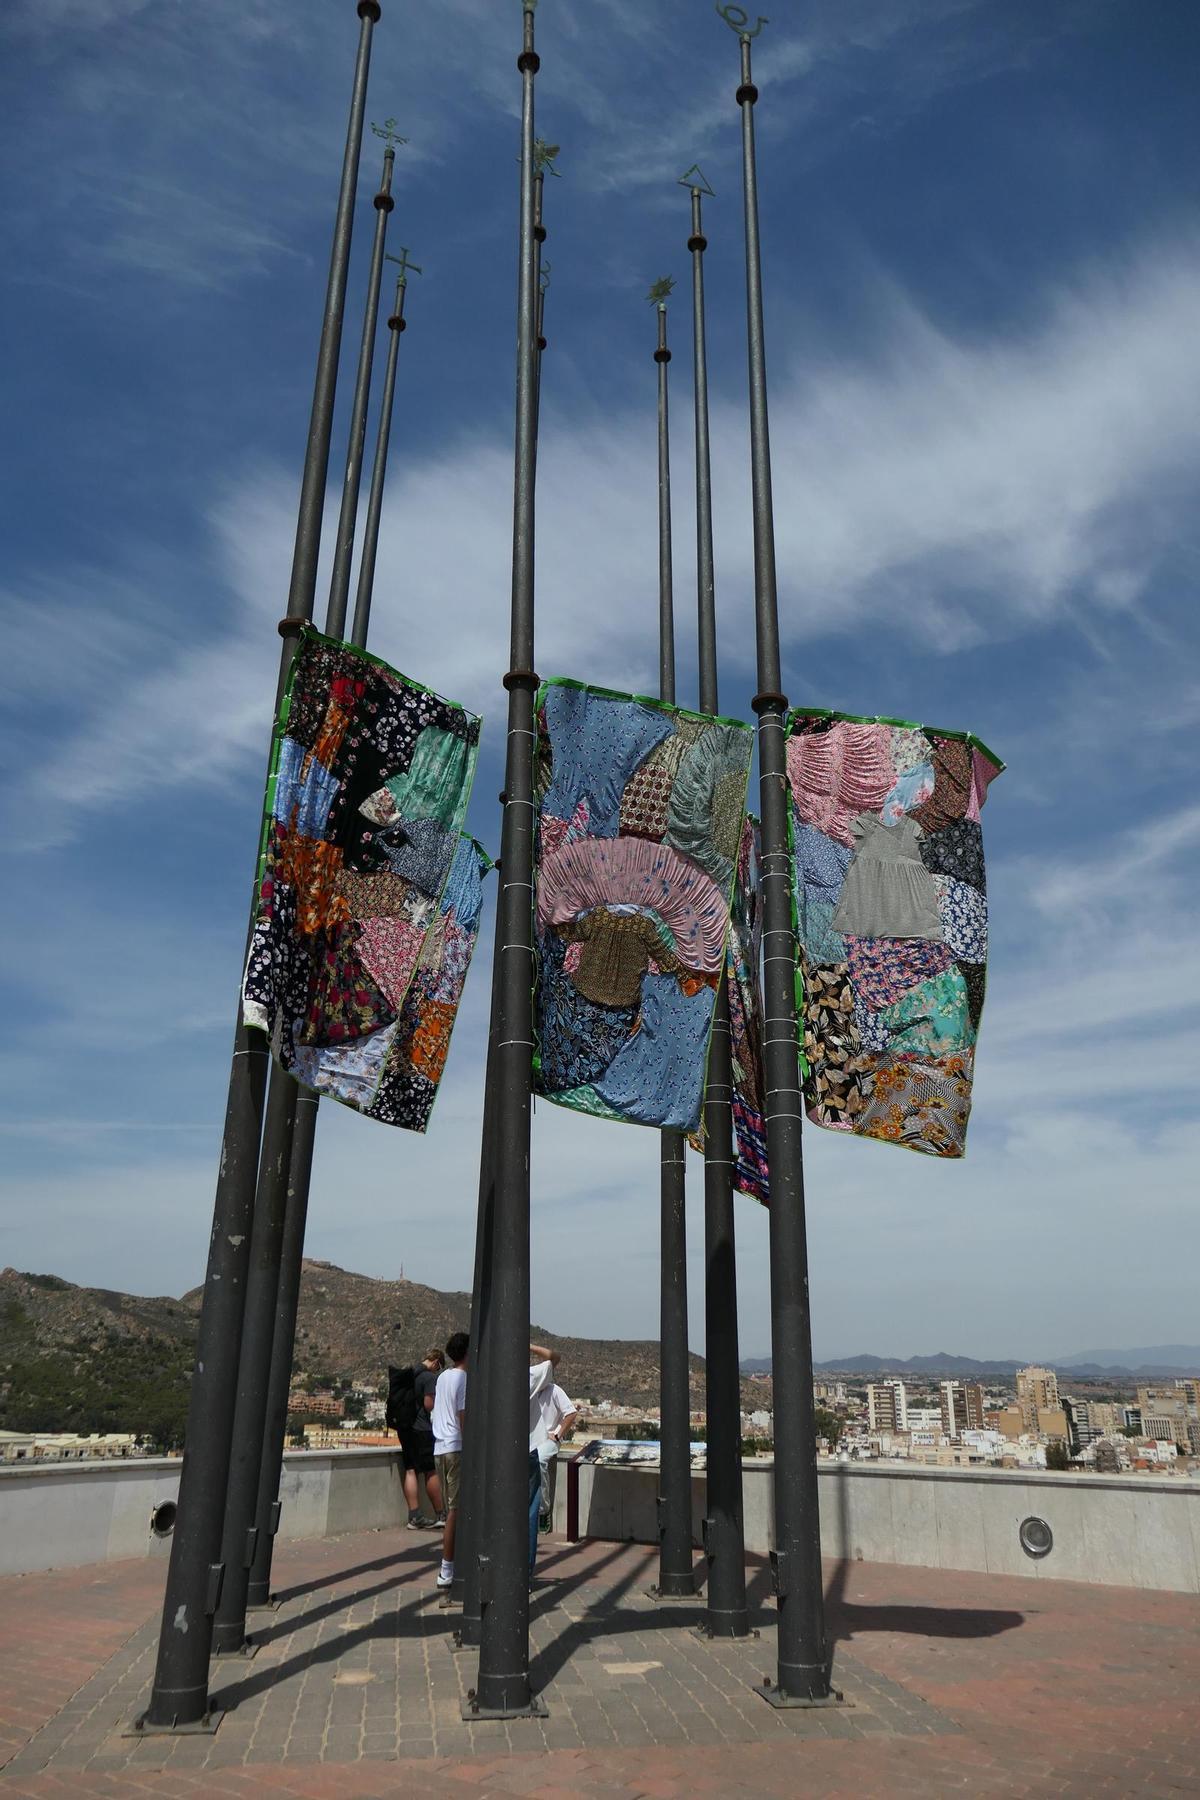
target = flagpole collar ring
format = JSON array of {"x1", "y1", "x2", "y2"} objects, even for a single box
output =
[
  {"x1": 688, "y1": 233, "x2": 708, "y2": 253},
  {"x1": 736, "y1": 82, "x2": 759, "y2": 105},
  {"x1": 504, "y1": 668, "x2": 540, "y2": 692},
  {"x1": 277, "y1": 616, "x2": 307, "y2": 640},
  {"x1": 752, "y1": 690, "x2": 787, "y2": 713},
  {"x1": 518, "y1": 50, "x2": 541, "y2": 73},
  {"x1": 374, "y1": 192, "x2": 395, "y2": 214},
  {"x1": 357, "y1": 0, "x2": 381, "y2": 20}
]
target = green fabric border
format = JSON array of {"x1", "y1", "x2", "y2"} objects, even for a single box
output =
[
  {"x1": 536, "y1": 673, "x2": 753, "y2": 736},
  {"x1": 785, "y1": 704, "x2": 1005, "y2": 775},
  {"x1": 530, "y1": 676, "x2": 753, "y2": 1134}
]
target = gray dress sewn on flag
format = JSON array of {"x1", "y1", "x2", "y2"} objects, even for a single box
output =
[{"x1": 830, "y1": 813, "x2": 943, "y2": 940}]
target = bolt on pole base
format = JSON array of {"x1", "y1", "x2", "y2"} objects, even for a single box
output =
[
  {"x1": 124, "y1": 1708, "x2": 224, "y2": 1739},
  {"x1": 245, "y1": 1596, "x2": 283, "y2": 1613},
  {"x1": 461, "y1": 1690, "x2": 549, "y2": 1723},
  {"x1": 694, "y1": 1617, "x2": 758, "y2": 1642},
  {"x1": 753, "y1": 1675, "x2": 848, "y2": 1711},
  {"x1": 646, "y1": 1583, "x2": 705, "y2": 1603},
  {"x1": 209, "y1": 1639, "x2": 261, "y2": 1660}
]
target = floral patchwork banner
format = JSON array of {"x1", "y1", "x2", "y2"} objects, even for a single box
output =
[
  {"x1": 787, "y1": 709, "x2": 1003, "y2": 1158},
  {"x1": 243, "y1": 626, "x2": 483, "y2": 1131},
  {"x1": 533, "y1": 679, "x2": 753, "y2": 1133}
]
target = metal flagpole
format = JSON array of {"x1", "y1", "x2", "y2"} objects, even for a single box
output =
[
  {"x1": 647, "y1": 278, "x2": 697, "y2": 1605},
  {"x1": 245, "y1": 1084, "x2": 318, "y2": 1610},
  {"x1": 210, "y1": 131, "x2": 407, "y2": 1661},
  {"x1": 247, "y1": 248, "x2": 420, "y2": 1616},
  {"x1": 327, "y1": 125, "x2": 402, "y2": 636},
  {"x1": 352, "y1": 250, "x2": 421, "y2": 645},
  {"x1": 684, "y1": 167, "x2": 749, "y2": 1641},
  {"x1": 457, "y1": 139, "x2": 553, "y2": 1651},
  {"x1": 721, "y1": 4, "x2": 836, "y2": 1706},
  {"x1": 137, "y1": 0, "x2": 382, "y2": 1733},
  {"x1": 463, "y1": 0, "x2": 545, "y2": 1723}
]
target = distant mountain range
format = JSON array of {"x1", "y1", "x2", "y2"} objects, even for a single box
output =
[{"x1": 742, "y1": 1347, "x2": 1200, "y2": 1380}]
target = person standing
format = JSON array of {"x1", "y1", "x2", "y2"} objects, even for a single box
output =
[
  {"x1": 404, "y1": 1348, "x2": 444, "y2": 1527},
  {"x1": 432, "y1": 1331, "x2": 469, "y2": 1591},
  {"x1": 536, "y1": 1381, "x2": 578, "y2": 1532},
  {"x1": 527, "y1": 1342, "x2": 561, "y2": 1581}
]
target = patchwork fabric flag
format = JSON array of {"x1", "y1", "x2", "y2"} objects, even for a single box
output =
[
  {"x1": 242, "y1": 626, "x2": 483, "y2": 1131},
  {"x1": 787, "y1": 709, "x2": 1003, "y2": 1159},
  {"x1": 689, "y1": 817, "x2": 769, "y2": 1204},
  {"x1": 533, "y1": 678, "x2": 754, "y2": 1133}
]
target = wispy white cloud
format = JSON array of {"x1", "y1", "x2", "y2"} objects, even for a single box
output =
[{"x1": 6, "y1": 232, "x2": 1200, "y2": 847}]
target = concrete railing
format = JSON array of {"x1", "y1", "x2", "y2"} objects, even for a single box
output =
[
  {"x1": 3, "y1": 1447, "x2": 1199, "y2": 1595},
  {"x1": 0, "y1": 1447, "x2": 405, "y2": 1578},
  {"x1": 556, "y1": 1458, "x2": 1200, "y2": 1595}
]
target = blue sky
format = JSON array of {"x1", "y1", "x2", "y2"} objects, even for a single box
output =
[{"x1": 1, "y1": 0, "x2": 1197, "y2": 1361}]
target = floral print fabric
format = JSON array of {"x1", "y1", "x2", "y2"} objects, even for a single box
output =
[
  {"x1": 534, "y1": 679, "x2": 752, "y2": 1133},
  {"x1": 787, "y1": 708, "x2": 1002, "y2": 1160},
  {"x1": 243, "y1": 626, "x2": 484, "y2": 1130}
]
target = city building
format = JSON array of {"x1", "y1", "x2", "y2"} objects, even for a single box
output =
[
  {"x1": 288, "y1": 1389, "x2": 345, "y2": 1419},
  {"x1": 938, "y1": 1381, "x2": 987, "y2": 1439},
  {"x1": 866, "y1": 1379, "x2": 908, "y2": 1433},
  {"x1": 1016, "y1": 1365, "x2": 1060, "y2": 1430}
]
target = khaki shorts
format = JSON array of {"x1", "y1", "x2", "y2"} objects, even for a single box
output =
[{"x1": 435, "y1": 1451, "x2": 462, "y2": 1511}]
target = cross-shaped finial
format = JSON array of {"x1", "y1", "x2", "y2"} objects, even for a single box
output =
[
  {"x1": 371, "y1": 117, "x2": 409, "y2": 149},
  {"x1": 533, "y1": 138, "x2": 562, "y2": 177},
  {"x1": 647, "y1": 277, "x2": 675, "y2": 305},
  {"x1": 678, "y1": 163, "x2": 716, "y2": 198},
  {"x1": 386, "y1": 247, "x2": 423, "y2": 284},
  {"x1": 715, "y1": 4, "x2": 769, "y2": 39}
]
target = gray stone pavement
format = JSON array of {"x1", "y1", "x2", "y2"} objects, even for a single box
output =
[{"x1": 1, "y1": 1534, "x2": 950, "y2": 1780}]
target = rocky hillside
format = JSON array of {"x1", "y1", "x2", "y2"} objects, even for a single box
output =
[{"x1": 0, "y1": 1260, "x2": 751, "y2": 1444}]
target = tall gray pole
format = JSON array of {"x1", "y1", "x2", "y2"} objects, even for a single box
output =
[
  {"x1": 244, "y1": 1084, "x2": 318, "y2": 1610},
  {"x1": 138, "y1": 0, "x2": 381, "y2": 1733},
  {"x1": 458, "y1": 156, "x2": 549, "y2": 1646},
  {"x1": 648, "y1": 282, "x2": 697, "y2": 1605},
  {"x1": 210, "y1": 147, "x2": 407, "y2": 1661},
  {"x1": 246, "y1": 253, "x2": 419, "y2": 1617},
  {"x1": 686, "y1": 174, "x2": 748, "y2": 1641},
  {"x1": 723, "y1": 9, "x2": 834, "y2": 1706},
  {"x1": 327, "y1": 131, "x2": 401, "y2": 635},
  {"x1": 463, "y1": 0, "x2": 544, "y2": 1723}
]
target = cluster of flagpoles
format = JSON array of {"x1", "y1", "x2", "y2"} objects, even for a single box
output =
[{"x1": 139, "y1": 0, "x2": 835, "y2": 1736}]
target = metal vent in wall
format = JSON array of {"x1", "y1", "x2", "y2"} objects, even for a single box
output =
[{"x1": 1018, "y1": 1515, "x2": 1053, "y2": 1559}]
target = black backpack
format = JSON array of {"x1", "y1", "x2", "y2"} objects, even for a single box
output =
[{"x1": 386, "y1": 1364, "x2": 419, "y2": 1433}]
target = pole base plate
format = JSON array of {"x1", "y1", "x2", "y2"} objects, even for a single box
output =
[
  {"x1": 124, "y1": 1707, "x2": 224, "y2": 1738},
  {"x1": 461, "y1": 1691, "x2": 549, "y2": 1722},
  {"x1": 246, "y1": 1596, "x2": 284, "y2": 1612},
  {"x1": 695, "y1": 1621, "x2": 758, "y2": 1641},
  {"x1": 210, "y1": 1639, "x2": 261, "y2": 1660},
  {"x1": 646, "y1": 1584, "x2": 704, "y2": 1603},
  {"x1": 753, "y1": 1677, "x2": 848, "y2": 1710}
]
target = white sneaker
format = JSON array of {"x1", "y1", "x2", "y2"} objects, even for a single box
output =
[{"x1": 436, "y1": 1569, "x2": 454, "y2": 1589}]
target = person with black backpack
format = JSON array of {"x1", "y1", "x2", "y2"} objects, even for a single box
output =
[{"x1": 386, "y1": 1348, "x2": 444, "y2": 1528}]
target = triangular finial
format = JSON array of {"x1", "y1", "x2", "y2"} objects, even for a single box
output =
[{"x1": 678, "y1": 163, "x2": 716, "y2": 197}]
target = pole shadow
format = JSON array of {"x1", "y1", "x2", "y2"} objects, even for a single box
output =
[
  {"x1": 822, "y1": 1463, "x2": 1025, "y2": 1659},
  {"x1": 272, "y1": 1538, "x2": 433, "y2": 1605}
]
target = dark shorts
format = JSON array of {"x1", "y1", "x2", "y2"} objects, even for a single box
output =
[{"x1": 398, "y1": 1428, "x2": 435, "y2": 1475}]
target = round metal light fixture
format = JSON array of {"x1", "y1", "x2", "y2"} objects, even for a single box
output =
[
  {"x1": 150, "y1": 1500, "x2": 177, "y2": 1538},
  {"x1": 1019, "y1": 1514, "x2": 1052, "y2": 1559}
]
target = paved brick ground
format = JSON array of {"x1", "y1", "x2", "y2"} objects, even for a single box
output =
[{"x1": 1, "y1": 1526, "x2": 1198, "y2": 1796}]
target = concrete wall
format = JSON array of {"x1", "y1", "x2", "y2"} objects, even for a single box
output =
[
  {"x1": 4, "y1": 1447, "x2": 1199, "y2": 1595},
  {"x1": 558, "y1": 1459, "x2": 1200, "y2": 1595},
  {"x1": 0, "y1": 1448, "x2": 405, "y2": 1578}
]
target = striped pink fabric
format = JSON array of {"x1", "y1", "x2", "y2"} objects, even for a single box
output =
[{"x1": 536, "y1": 834, "x2": 728, "y2": 973}]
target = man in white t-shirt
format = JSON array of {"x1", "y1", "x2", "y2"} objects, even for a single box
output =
[
  {"x1": 536, "y1": 1383, "x2": 578, "y2": 1532},
  {"x1": 432, "y1": 1330, "x2": 469, "y2": 1590},
  {"x1": 527, "y1": 1343, "x2": 560, "y2": 1579}
]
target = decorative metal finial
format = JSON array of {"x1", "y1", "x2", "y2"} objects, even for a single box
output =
[
  {"x1": 647, "y1": 276, "x2": 675, "y2": 306},
  {"x1": 386, "y1": 246, "x2": 423, "y2": 285},
  {"x1": 678, "y1": 163, "x2": 716, "y2": 198},
  {"x1": 715, "y1": 4, "x2": 768, "y2": 38},
  {"x1": 532, "y1": 138, "x2": 562, "y2": 177},
  {"x1": 371, "y1": 118, "x2": 409, "y2": 149}
]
